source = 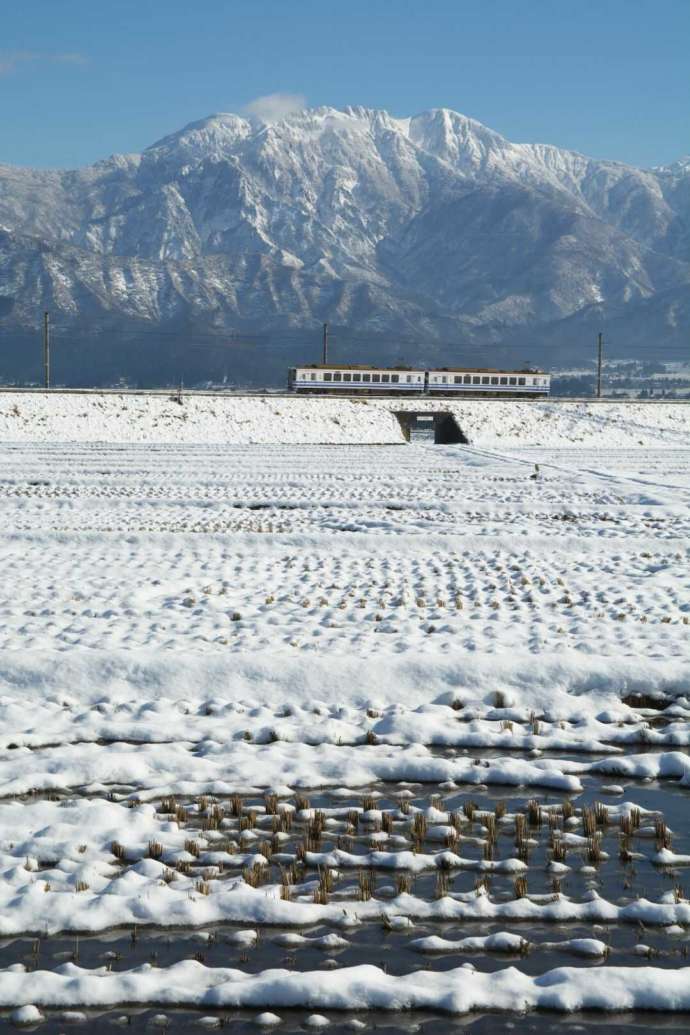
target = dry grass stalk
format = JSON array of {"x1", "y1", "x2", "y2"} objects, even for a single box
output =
[
  {"x1": 582, "y1": 807, "x2": 597, "y2": 837},
  {"x1": 195, "y1": 880, "x2": 211, "y2": 896},
  {"x1": 358, "y1": 869, "x2": 376, "y2": 901},
  {"x1": 463, "y1": 800, "x2": 477, "y2": 822},
  {"x1": 587, "y1": 836, "x2": 603, "y2": 864},
  {"x1": 527, "y1": 800, "x2": 542, "y2": 828},
  {"x1": 435, "y1": 870, "x2": 450, "y2": 899},
  {"x1": 411, "y1": 812, "x2": 427, "y2": 847},
  {"x1": 111, "y1": 840, "x2": 126, "y2": 861},
  {"x1": 481, "y1": 814, "x2": 497, "y2": 841},
  {"x1": 655, "y1": 817, "x2": 672, "y2": 850},
  {"x1": 295, "y1": 794, "x2": 310, "y2": 812},
  {"x1": 147, "y1": 841, "x2": 164, "y2": 860},
  {"x1": 494, "y1": 801, "x2": 507, "y2": 821},
  {"x1": 242, "y1": 863, "x2": 264, "y2": 887},
  {"x1": 514, "y1": 876, "x2": 528, "y2": 899},
  {"x1": 395, "y1": 872, "x2": 413, "y2": 895},
  {"x1": 550, "y1": 836, "x2": 567, "y2": 863}
]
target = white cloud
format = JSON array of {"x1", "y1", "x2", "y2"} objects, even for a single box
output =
[
  {"x1": 52, "y1": 52, "x2": 89, "y2": 67},
  {"x1": 0, "y1": 51, "x2": 37, "y2": 76},
  {"x1": 243, "y1": 92, "x2": 306, "y2": 124},
  {"x1": 0, "y1": 50, "x2": 88, "y2": 77}
]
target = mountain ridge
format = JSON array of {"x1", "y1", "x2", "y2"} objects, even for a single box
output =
[{"x1": 0, "y1": 105, "x2": 687, "y2": 384}]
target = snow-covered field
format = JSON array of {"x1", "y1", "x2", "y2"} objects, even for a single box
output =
[
  {"x1": 1, "y1": 390, "x2": 690, "y2": 446},
  {"x1": 0, "y1": 401, "x2": 688, "y2": 1027}
]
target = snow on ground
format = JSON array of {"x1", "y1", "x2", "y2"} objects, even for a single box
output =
[
  {"x1": 1, "y1": 961, "x2": 690, "y2": 1013},
  {"x1": 0, "y1": 399, "x2": 689, "y2": 1020},
  {"x1": 0, "y1": 391, "x2": 689, "y2": 446}
]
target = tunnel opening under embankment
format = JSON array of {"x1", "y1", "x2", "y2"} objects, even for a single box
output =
[{"x1": 394, "y1": 411, "x2": 468, "y2": 444}]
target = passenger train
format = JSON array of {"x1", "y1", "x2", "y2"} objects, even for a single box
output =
[{"x1": 288, "y1": 365, "x2": 550, "y2": 397}]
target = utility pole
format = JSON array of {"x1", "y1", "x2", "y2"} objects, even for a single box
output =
[
  {"x1": 596, "y1": 332, "x2": 603, "y2": 399},
  {"x1": 43, "y1": 311, "x2": 50, "y2": 388},
  {"x1": 322, "y1": 322, "x2": 329, "y2": 365}
]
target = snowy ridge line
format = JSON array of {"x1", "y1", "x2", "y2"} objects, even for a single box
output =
[
  {"x1": 0, "y1": 648, "x2": 687, "y2": 702},
  {"x1": 2, "y1": 740, "x2": 690, "y2": 800},
  {"x1": 3, "y1": 388, "x2": 690, "y2": 404},
  {"x1": 4, "y1": 866, "x2": 690, "y2": 936},
  {"x1": 0, "y1": 961, "x2": 689, "y2": 1013},
  {"x1": 1, "y1": 528, "x2": 686, "y2": 554},
  {"x1": 6, "y1": 703, "x2": 690, "y2": 754},
  {"x1": 2, "y1": 394, "x2": 690, "y2": 447}
]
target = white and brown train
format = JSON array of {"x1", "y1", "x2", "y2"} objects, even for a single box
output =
[{"x1": 288, "y1": 365, "x2": 550, "y2": 397}]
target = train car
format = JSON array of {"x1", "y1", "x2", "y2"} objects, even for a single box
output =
[
  {"x1": 288, "y1": 365, "x2": 427, "y2": 394},
  {"x1": 427, "y1": 368, "x2": 550, "y2": 396},
  {"x1": 288, "y1": 364, "x2": 550, "y2": 397}
]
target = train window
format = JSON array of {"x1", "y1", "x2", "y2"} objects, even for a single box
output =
[
  {"x1": 323, "y1": 372, "x2": 332, "y2": 381},
  {"x1": 532, "y1": 378, "x2": 538, "y2": 385},
  {"x1": 482, "y1": 376, "x2": 490, "y2": 385},
  {"x1": 454, "y1": 376, "x2": 461, "y2": 384},
  {"x1": 509, "y1": 377, "x2": 516, "y2": 385},
  {"x1": 406, "y1": 375, "x2": 412, "y2": 383},
  {"x1": 464, "y1": 375, "x2": 471, "y2": 384},
  {"x1": 491, "y1": 377, "x2": 499, "y2": 385},
  {"x1": 333, "y1": 372, "x2": 342, "y2": 381},
  {"x1": 363, "y1": 373, "x2": 371, "y2": 382},
  {"x1": 500, "y1": 377, "x2": 507, "y2": 385},
  {"x1": 372, "y1": 374, "x2": 381, "y2": 383},
  {"x1": 518, "y1": 377, "x2": 525, "y2": 385},
  {"x1": 343, "y1": 373, "x2": 351, "y2": 382},
  {"x1": 391, "y1": 374, "x2": 399, "y2": 383},
  {"x1": 473, "y1": 376, "x2": 480, "y2": 385},
  {"x1": 381, "y1": 374, "x2": 390, "y2": 383},
  {"x1": 352, "y1": 372, "x2": 361, "y2": 381}
]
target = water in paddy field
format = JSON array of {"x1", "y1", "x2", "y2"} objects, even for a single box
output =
[
  {"x1": 1, "y1": 759, "x2": 689, "y2": 1030},
  {"x1": 1, "y1": 1012, "x2": 690, "y2": 1034}
]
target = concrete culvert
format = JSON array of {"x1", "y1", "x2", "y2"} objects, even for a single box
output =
[{"x1": 395, "y1": 411, "x2": 468, "y2": 444}]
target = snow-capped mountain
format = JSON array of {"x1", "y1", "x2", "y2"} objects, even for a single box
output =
[{"x1": 0, "y1": 106, "x2": 687, "y2": 383}]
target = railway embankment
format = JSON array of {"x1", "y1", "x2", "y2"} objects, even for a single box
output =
[{"x1": 0, "y1": 391, "x2": 688, "y2": 446}]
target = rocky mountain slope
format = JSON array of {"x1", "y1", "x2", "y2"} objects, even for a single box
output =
[{"x1": 0, "y1": 106, "x2": 687, "y2": 383}]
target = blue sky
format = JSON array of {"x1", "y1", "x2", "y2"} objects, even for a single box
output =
[{"x1": 1, "y1": 0, "x2": 687, "y2": 169}]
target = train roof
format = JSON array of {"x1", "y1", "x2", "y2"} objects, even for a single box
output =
[
  {"x1": 297, "y1": 364, "x2": 421, "y2": 371},
  {"x1": 430, "y1": 367, "x2": 548, "y2": 374},
  {"x1": 294, "y1": 364, "x2": 548, "y2": 374}
]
